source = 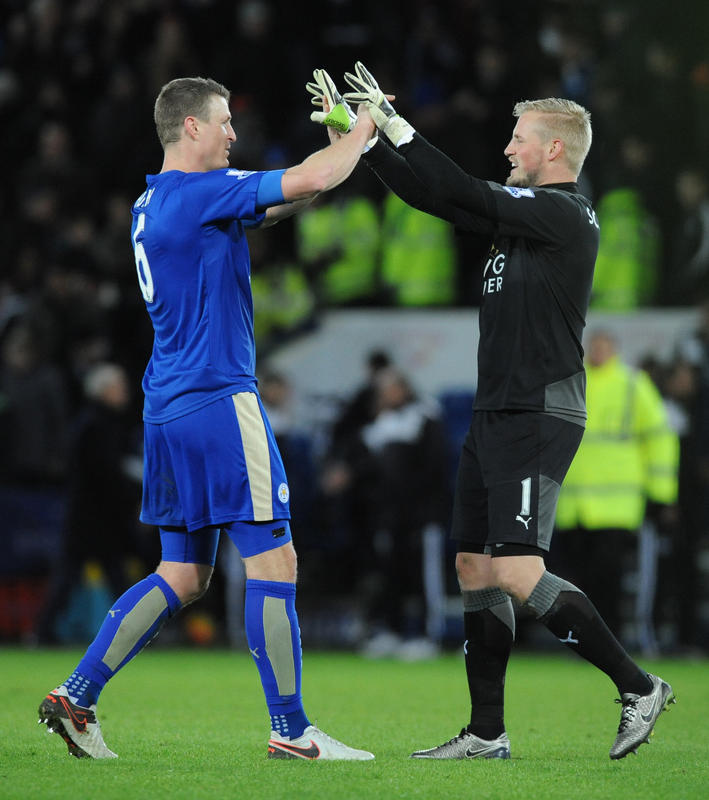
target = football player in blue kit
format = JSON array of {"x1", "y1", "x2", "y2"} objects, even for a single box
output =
[{"x1": 38, "y1": 76, "x2": 376, "y2": 761}]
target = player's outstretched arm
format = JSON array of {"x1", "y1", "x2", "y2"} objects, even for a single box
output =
[
  {"x1": 343, "y1": 61, "x2": 490, "y2": 217},
  {"x1": 342, "y1": 61, "x2": 486, "y2": 210},
  {"x1": 280, "y1": 104, "x2": 375, "y2": 201}
]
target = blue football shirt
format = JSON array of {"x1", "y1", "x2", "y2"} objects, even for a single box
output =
[{"x1": 131, "y1": 168, "x2": 277, "y2": 423}]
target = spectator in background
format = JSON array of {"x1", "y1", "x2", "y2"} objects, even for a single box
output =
[
  {"x1": 330, "y1": 349, "x2": 392, "y2": 449},
  {"x1": 87, "y1": 67, "x2": 150, "y2": 194},
  {"x1": 90, "y1": 193, "x2": 135, "y2": 283},
  {"x1": 20, "y1": 121, "x2": 87, "y2": 207},
  {"x1": 659, "y1": 356, "x2": 703, "y2": 650},
  {"x1": 672, "y1": 300, "x2": 709, "y2": 648},
  {"x1": 380, "y1": 191, "x2": 457, "y2": 306},
  {"x1": 249, "y1": 229, "x2": 316, "y2": 351},
  {"x1": 317, "y1": 350, "x2": 393, "y2": 591},
  {"x1": 666, "y1": 169, "x2": 709, "y2": 305},
  {"x1": 0, "y1": 318, "x2": 68, "y2": 485},
  {"x1": 295, "y1": 180, "x2": 382, "y2": 307},
  {"x1": 356, "y1": 367, "x2": 450, "y2": 659},
  {"x1": 552, "y1": 331, "x2": 679, "y2": 650},
  {"x1": 33, "y1": 362, "x2": 143, "y2": 645},
  {"x1": 590, "y1": 136, "x2": 661, "y2": 310}
]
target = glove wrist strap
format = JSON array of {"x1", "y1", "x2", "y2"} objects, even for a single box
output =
[{"x1": 383, "y1": 115, "x2": 415, "y2": 148}]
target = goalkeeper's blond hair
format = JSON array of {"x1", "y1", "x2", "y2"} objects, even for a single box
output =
[{"x1": 513, "y1": 98, "x2": 592, "y2": 177}]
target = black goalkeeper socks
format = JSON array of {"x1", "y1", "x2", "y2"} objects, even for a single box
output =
[
  {"x1": 462, "y1": 589, "x2": 515, "y2": 739},
  {"x1": 526, "y1": 572, "x2": 652, "y2": 697}
]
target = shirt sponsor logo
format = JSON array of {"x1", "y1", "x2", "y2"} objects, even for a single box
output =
[
  {"x1": 503, "y1": 186, "x2": 535, "y2": 198},
  {"x1": 226, "y1": 169, "x2": 255, "y2": 179},
  {"x1": 483, "y1": 247, "x2": 505, "y2": 295}
]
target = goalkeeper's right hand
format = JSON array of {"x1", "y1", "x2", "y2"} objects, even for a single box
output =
[
  {"x1": 306, "y1": 68, "x2": 357, "y2": 133},
  {"x1": 343, "y1": 61, "x2": 415, "y2": 147}
]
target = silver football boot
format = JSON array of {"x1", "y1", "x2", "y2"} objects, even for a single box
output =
[
  {"x1": 411, "y1": 728, "x2": 510, "y2": 759},
  {"x1": 610, "y1": 673, "x2": 675, "y2": 759}
]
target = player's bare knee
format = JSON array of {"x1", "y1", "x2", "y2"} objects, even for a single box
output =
[
  {"x1": 157, "y1": 562, "x2": 212, "y2": 605},
  {"x1": 455, "y1": 551, "x2": 493, "y2": 590},
  {"x1": 188, "y1": 573, "x2": 212, "y2": 603},
  {"x1": 490, "y1": 557, "x2": 544, "y2": 602},
  {"x1": 176, "y1": 576, "x2": 211, "y2": 606}
]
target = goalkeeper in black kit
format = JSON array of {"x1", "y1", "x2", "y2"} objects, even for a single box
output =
[{"x1": 306, "y1": 63, "x2": 675, "y2": 761}]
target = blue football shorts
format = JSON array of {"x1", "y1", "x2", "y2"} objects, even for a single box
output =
[
  {"x1": 141, "y1": 391, "x2": 291, "y2": 532},
  {"x1": 159, "y1": 519, "x2": 293, "y2": 566}
]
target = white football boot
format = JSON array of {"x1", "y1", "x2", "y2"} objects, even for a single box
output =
[
  {"x1": 38, "y1": 686, "x2": 117, "y2": 759},
  {"x1": 268, "y1": 725, "x2": 374, "y2": 760}
]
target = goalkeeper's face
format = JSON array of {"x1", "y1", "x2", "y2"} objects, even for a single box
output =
[{"x1": 503, "y1": 113, "x2": 546, "y2": 188}]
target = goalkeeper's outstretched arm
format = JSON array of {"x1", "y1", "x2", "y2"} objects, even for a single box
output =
[
  {"x1": 395, "y1": 134, "x2": 497, "y2": 220},
  {"x1": 363, "y1": 139, "x2": 459, "y2": 223},
  {"x1": 364, "y1": 138, "x2": 495, "y2": 235},
  {"x1": 342, "y1": 61, "x2": 494, "y2": 221}
]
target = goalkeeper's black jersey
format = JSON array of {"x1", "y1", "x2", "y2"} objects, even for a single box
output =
[
  {"x1": 471, "y1": 180, "x2": 598, "y2": 421},
  {"x1": 365, "y1": 136, "x2": 600, "y2": 423}
]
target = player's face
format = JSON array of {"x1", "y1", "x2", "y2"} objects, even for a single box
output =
[
  {"x1": 504, "y1": 112, "x2": 547, "y2": 188},
  {"x1": 199, "y1": 95, "x2": 236, "y2": 170}
]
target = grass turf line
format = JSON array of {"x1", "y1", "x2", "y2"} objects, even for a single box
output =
[{"x1": 2, "y1": 647, "x2": 707, "y2": 800}]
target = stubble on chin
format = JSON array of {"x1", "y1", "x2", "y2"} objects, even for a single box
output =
[{"x1": 506, "y1": 172, "x2": 532, "y2": 188}]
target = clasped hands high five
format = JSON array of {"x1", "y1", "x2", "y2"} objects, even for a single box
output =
[{"x1": 306, "y1": 62, "x2": 415, "y2": 148}]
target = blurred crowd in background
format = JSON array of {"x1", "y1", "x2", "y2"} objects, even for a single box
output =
[{"x1": 1, "y1": 0, "x2": 709, "y2": 654}]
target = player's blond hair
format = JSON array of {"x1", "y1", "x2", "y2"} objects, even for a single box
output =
[
  {"x1": 513, "y1": 98, "x2": 592, "y2": 176},
  {"x1": 154, "y1": 77, "x2": 230, "y2": 148}
]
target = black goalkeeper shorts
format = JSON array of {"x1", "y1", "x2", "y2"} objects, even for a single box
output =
[{"x1": 451, "y1": 410, "x2": 584, "y2": 553}]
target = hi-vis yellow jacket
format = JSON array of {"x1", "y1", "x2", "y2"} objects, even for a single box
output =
[
  {"x1": 555, "y1": 355, "x2": 679, "y2": 531},
  {"x1": 296, "y1": 196, "x2": 380, "y2": 305},
  {"x1": 380, "y1": 192, "x2": 456, "y2": 306}
]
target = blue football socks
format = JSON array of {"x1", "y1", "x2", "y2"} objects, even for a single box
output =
[
  {"x1": 62, "y1": 573, "x2": 181, "y2": 707},
  {"x1": 245, "y1": 578, "x2": 310, "y2": 739}
]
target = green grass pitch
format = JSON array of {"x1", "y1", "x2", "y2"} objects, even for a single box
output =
[{"x1": 1, "y1": 647, "x2": 707, "y2": 799}]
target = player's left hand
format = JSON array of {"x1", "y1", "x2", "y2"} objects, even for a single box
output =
[{"x1": 306, "y1": 68, "x2": 357, "y2": 134}]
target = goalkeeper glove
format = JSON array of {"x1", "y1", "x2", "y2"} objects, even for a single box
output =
[
  {"x1": 343, "y1": 61, "x2": 415, "y2": 147},
  {"x1": 306, "y1": 68, "x2": 357, "y2": 133}
]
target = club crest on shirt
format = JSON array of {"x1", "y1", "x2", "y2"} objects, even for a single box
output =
[
  {"x1": 226, "y1": 169, "x2": 255, "y2": 179},
  {"x1": 278, "y1": 482, "x2": 290, "y2": 503},
  {"x1": 503, "y1": 186, "x2": 535, "y2": 198}
]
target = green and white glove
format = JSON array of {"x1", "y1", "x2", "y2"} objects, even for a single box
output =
[
  {"x1": 306, "y1": 68, "x2": 357, "y2": 133},
  {"x1": 343, "y1": 61, "x2": 415, "y2": 147}
]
